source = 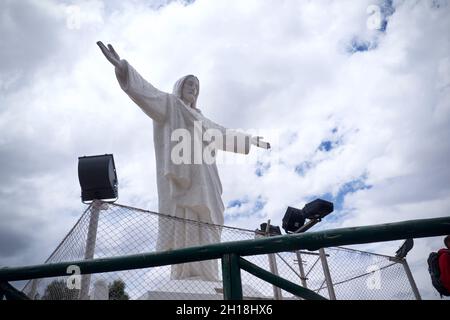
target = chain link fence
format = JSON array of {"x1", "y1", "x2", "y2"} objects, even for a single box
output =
[{"x1": 21, "y1": 202, "x2": 418, "y2": 300}]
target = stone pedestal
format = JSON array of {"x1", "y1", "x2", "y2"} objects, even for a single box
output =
[
  {"x1": 90, "y1": 279, "x2": 109, "y2": 300},
  {"x1": 138, "y1": 279, "x2": 268, "y2": 300}
]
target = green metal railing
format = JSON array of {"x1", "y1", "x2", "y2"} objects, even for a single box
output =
[{"x1": 1, "y1": 216, "x2": 449, "y2": 300}]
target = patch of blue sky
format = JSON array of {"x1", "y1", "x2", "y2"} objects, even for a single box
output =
[
  {"x1": 149, "y1": 0, "x2": 196, "y2": 10},
  {"x1": 347, "y1": 38, "x2": 378, "y2": 54},
  {"x1": 225, "y1": 196, "x2": 267, "y2": 223},
  {"x1": 317, "y1": 138, "x2": 342, "y2": 152},
  {"x1": 227, "y1": 197, "x2": 249, "y2": 209},
  {"x1": 295, "y1": 161, "x2": 313, "y2": 176},
  {"x1": 295, "y1": 133, "x2": 342, "y2": 176},
  {"x1": 318, "y1": 140, "x2": 333, "y2": 152},
  {"x1": 338, "y1": 177, "x2": 372, "y2": 204},
  {"x1": 379, "y1": 0, "x2": 395, "y2": 32},
  {"x1": 253, "y1": 198, "x2": 266, "y2": 212},
  {"x1": 255, "y1": 161, "x2": 271, "y2": 177},
  {"x1": 318, "y1": 128, "x2": 342, "y2": 152},
  {"x1": 305, "y1": 176, "x2": 373, "y2": 219},
  {"x1": 346, "y1": 0, "x2": 396, "y2": 55}
]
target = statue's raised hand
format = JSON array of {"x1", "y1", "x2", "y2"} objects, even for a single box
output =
[
  {"x1": 97, "y1": 41, "x2": 125, "y2": 74},
  {"x1": 251, "y1": 136, "x2": 271, "y2": 149}
]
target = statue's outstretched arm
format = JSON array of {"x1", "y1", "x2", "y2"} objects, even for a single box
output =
[
  {"x1": 251, "y1": 136, "x2": 271, "y2": 149},
  {"x1": 204, "y1": 117, "x2": 271, "y2": 152},
  {"x1": 97, "y1": 41, "x2": 168, "y2": 122},
  {"x1": 97, "y1": 41, "x2": 126, "y2": 77}
]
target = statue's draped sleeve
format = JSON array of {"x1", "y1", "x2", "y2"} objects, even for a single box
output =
[
  {"x1": 198, "y1": 115, "x2": 252, "y2": 155},
  {"x1": 115, "y1": 60, "x2": 169, "y2": 123}
]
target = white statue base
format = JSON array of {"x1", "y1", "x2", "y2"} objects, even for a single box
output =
[
  {"x1": 90, "y1": 280, "x2": 109, "y2": 300},
  {"x1": 138, "y1": 279, "x2": 268, "y2": 300}
]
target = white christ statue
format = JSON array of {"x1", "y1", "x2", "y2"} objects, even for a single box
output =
[{"x1": 97, "y1": 41, "x2": 270, "y2": 282}]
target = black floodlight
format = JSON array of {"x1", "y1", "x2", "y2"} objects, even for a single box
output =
[
  {"x1": 282, "y1": 207, "x2": 306, "y2": 234},
  {"x1": 259, "y1": 223, "x2": 282, "y2": 236},
  {"x1": 282, "y1": 199, "x2": 334, "y2": 234},
  {"x1": 395, "y1": 238, "x2": 414, "y2": 259},
  {"x1": 78, "y1": 154, "x2": 118, "y2": 203},
  {"x1": 302, "y1": 199, "x2": 334, "y2": 220}
]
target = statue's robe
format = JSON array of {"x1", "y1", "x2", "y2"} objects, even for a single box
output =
[{"x1": 116, "y1": 61, "x2": 252, "y2": 281}]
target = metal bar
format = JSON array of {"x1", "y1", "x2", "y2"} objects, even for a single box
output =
[
  {"x1": 276, "y1": 252, "x2": 304, "y2": 281},
  {"x1": 264, "y1": 220, "x2": 282, "y2": 300},
  {"x1": 79, "y1": 201, "x2": 101, "y2": 300},
  {"x1": 221, "y1": 255, "x2": 232, "y2": 300},
  {"x1": 296, "y1": 251, "x2": 308, "y2": 288},
  {"x1": 28, "y1": 279, "x2": 38, "y2": 300},
  {"x1": 294, "y1": 219, "x2": 320, "y2": 233},
  {"x1": 268, "y1": 253, "x2": 282, "y2": 300},
  {"x1": 319, "y1": 248, "x2": 336, "y2": 300},
  {"x1": 295, "y1": 250, "x2": 328, "y2": 256},
  {"x1": 316, "y1": 280, "x2": 327, "y2": 294},
  {"x1": 229, "y1": 253, "x2": 243, "y2": 300},
  {"x1": 239, "y1": 258, "x2": 327, "y2": 300},
  {"x1": 1, "y1": 216, "x2": 449, "y2": 282},
  {"x1": 221, "y1": 254, "x2": 242, "y2": 300},
  {"x1": 306, "y1": 257, "x2": 321, "y2": 277},
  {"x1": 401, "y1": 259, "x2": 422, "y2": 300}
]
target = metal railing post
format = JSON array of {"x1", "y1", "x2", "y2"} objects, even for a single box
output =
[
  {"x1": 401, "y1": 259, "x2": 422, "y2": 300},
  {"x1": 319, "y1": 248, "x2": 336, "y2": 300},
  {"x1": 268, "y1": 253, "x2": 283, "y2": 299},
  {"x1": 221, "y1": 253, "x2": 242, "y2": 300},
  {"x1": 263, "y1": 220, "x2": 283, "y2": 300},
  {"x1": 79, "y1": 200, "x2": 101, "y2": 300},
  {"x1": 296, "y1": 251, "x2": 308, "y2": 288}
]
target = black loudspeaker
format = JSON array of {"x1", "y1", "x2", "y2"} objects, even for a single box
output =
[
  {"x1": 302, "y1": 199, "x2": 334, "y2": 219},
  {"x1": 259, "y1": 223, "x2": 282, "y2": 236},
  {"x1": 282, "y1": 206, "x2": 306, "y2": 234},
  {"x1": 78, "y1": 154, "x2": 118, "y2": 202}
]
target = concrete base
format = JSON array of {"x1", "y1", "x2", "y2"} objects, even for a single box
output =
[{"x1": 138, "y1": 279, "x2": 269, "y2": 300}]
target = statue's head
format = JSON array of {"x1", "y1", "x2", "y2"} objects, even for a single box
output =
[
  {"x1": 445, "y1": 235, "x2": 450, "y2": 249},
  {"x1": 173, "y1": 75, "x2": 200, "y2": 109}
]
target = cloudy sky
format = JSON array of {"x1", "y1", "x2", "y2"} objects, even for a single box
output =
[{"x1": 1, "y1": 0, "x2": 449, "y2": 299}]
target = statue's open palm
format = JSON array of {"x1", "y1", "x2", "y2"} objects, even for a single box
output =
[{"x1": 97, "y1": 41, "x2": 124, "y2": 72}]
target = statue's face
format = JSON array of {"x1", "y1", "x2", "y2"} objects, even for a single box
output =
[{"x1": 181, "y1": 76, "x2": 199, "y2": 106}]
